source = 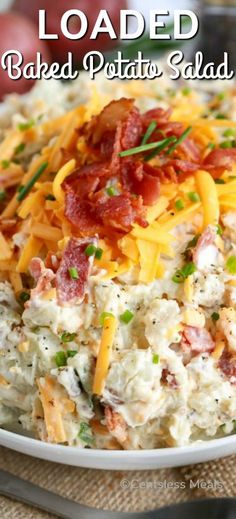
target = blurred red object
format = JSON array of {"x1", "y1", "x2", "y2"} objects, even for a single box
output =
[
  {"x1": 13, "y1": 0, "x2": 127, "y2": 63},
  {"x1": 0, "y1": 12, "x2": 51, "y2": 100}
]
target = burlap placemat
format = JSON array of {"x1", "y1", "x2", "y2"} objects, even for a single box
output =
[{"x1": 0, "y1": 446, "x2": 235, "y2": 519}]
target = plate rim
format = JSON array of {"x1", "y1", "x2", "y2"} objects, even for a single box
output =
[{"x1": 1, "y1": 428, "x2": 236, "y2": 470}]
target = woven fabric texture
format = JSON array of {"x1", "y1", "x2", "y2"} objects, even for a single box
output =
[{"x1": 0, "y1": 447, "x2": 235, "y2": 518}]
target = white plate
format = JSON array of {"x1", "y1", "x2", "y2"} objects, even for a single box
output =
[{"x1": 1, "y1": 428, "x2": 236, "y2": 470}]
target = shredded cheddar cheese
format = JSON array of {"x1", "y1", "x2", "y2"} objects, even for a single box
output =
[
  {"x1": 195, "y1": 170, "x2": 219, "y2": 227},
  {"x1": 93, "y1": 315, "x2": 117, "y2": 396}
]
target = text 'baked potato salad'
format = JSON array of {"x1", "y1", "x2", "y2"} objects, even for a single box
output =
[{"x1": 0, "y1": 75, "x2": 236, "y2": 449}]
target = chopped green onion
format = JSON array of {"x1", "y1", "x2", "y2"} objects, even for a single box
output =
[
  {"x1": 172, "y1": 271, "x2": 185, "y2": 284},
  {"x1": 141, "y1": 121, "x2": 157, "y2": 145},
  {"x1": 67, "y1": 350, "x2": 78, "y2": 358},
  {"x1": 99, "y1": 312, "x2": 115, "y2": 326},
  {"x1": 106, "y1": 186, "x2": 118, "y2": 197},
  {"x1": 19, "y1": 291, "x2": 30, "y2": 303},
  {"x1": 119, "y1": 309, "x2": 134, "y2": 324},
  {"x1": 207, "y1": 143, "x2": 215, "y2": 150},
  {"x1": 45, "y1": 194, "x2": 56, "y2": 201},
  {"x1": 217, "y1": 92, "x2": 225, "y2": 101},
  {"x1": 152, "y1": 353, "x2": 160, "y2": 364},
  {"x1": 172, "y1": 262, "x2": 196, "y2": 283},
  {"x1": 166, "y1": 126, "x2": 192, "y2": 156},
  {"x1": 18, "y1": 119, "x2": 35, "y2": 132},
  {"x1": 78, "y1": 422, "x2": 94, "y2": 445},
  {"x1": 186, "y1": 235, "x2": 200, "y2": 249},
  {"x1": 215, "y1": 113, "x2": 227, "y2": 120},
  {"x1": 1, "y1": 160, "x2": 10, "y2": 170},
  {"x1": 119, "y1": 136, "x2": 176, "y2": 158},
  {"x1": 220, "y1": 140, "x2": 233, "y2": 149},
  {"x1": 175, "y1": 199, "x2": 185, "y2": 211},
  {"x1": 68, "y1": 267, "x2": 79, "y2": 280},
  {"x1": 182, "y1": 87, "x2": 191, "y2": 96},
  {"x1": 211, "y1": 312, "x2": 220, "y2": 322},
  {"x1": 14, "y1": 143, "x2": 26, "y2": 155},
  {"x1": 188, "y1": 191, "x2": 200, "y2": 202},
  {"x1": 181, "y1": 262, "x2": 197, "y2": 277},
  {"x1": 55, "y1": 351, "x2": 67, "y2": 367},
  {"x1": 95, "y1": 247, "x2": 103, "y2": 260},
  {"x1": 216, "y1": 224, "x2": 223, "y2": 236},
  {"x1": 214, "y1": 178, "x2": 225, "y2": 184},
  {"x1": 85, "y1": 244, "x2": 97, "y2": 257},
  {"x1": 0, "y1": 190, "x2": 6, "y2": 202},
  {"x1": 223, "y1": 128, "x2": 235, "y2": 138},
  {"x1": 17, "y1": 162, "x2": 48, "y2": 201},
  {"x1": 61, "y1": 332, "x2": 76, "y2": 343},
  {"x1": 226, "y1": 255, "x2": 236, "y2": 274}
]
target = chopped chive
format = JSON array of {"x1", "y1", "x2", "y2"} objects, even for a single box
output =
[
  {"x1": 78, "y1": 422, "x2": 94, "y2": 445},
  {"x1": 14, "y1": 143, "x2": 25, "y2": 155},
  {"x1": 144, "y1": 136, "x2": 177, "y2": 162},
  {"x1": 188, "y1": 191, "x2": 200, "y2": 202},
  {"x1": 214, "y1": 178, "x2": 225, "y2": 184},
  {"x1": 19, "y1": 291, "x2": 30, "y2": 303},
  {"x1": 119, "y1": 309, "x2": 134, "y2": 324},
  {"x1": 141, "y1": 121, "x2": 157, "y2": 145},
  {"x1": 67, "y1": 350, "x2": 78, "y2": 358},
  {"x1": 17, "y1": 185, "x2": 24, "y2": 193},
  {"x1": 226, "y1": 255, "x2": 236, "y2": 274},
  {"x1": 95, "y1": 247, "x2": 103, "y2": 260},
  {"x1": 181, "y1": 262, "x2": 197, "y2": 277},
  {"x1": 1, "y1": 160, "x2": 10, "y2": 170},
  {"x1": 216, "y1": 224, "x2": 223, "y2": 236},
  {"x1": 119, "y1": 136, "x2": 176, "y2": 158},
  {"x1": 55, "y1": 351, "x2": 67, "y2": 367},
  {"x1": 223, "y1": 128, "x2": 235, "y2": 138},
  {"x1": 85, "y1": 244, "x2": 97, "y2": 257},
  {"x1": 175, "y1": 199, "x2": 185, "y2": 211},
  {"x1": 68, "y1": 267, "x2": 79, "y2": 280},
  {"x1": 17, "y1": 162, "x2": 48, "y2": 201},
  {"x1": 182, "y1": 87, "x2": 191, "y2": 96},
  {"x1": 99, "y1": 312, "x2": 115, "y2": 326},
  {"x1": 215, "y1": 113, "x2": 227, "y2": 120},
  {"x1": 217, "y1": 92, "x2": 225, "y2": 101},
  {"x1": 166, "y1": 126, "x2": 192, "y2": 156},
  {"x1": 172, "y1": 270, "x2": 185, "y2": 284},
  {"x1": 152, "y1": 353, "x2": 160, "y2": 364},
  {"x1": 207, "y1": 143, "x2": 215, "y2": 150},
  {"x1": 106, "y1": 186, "x2": 118, "y2": 197},
  {"x1": 172, "y1": 262, "x2": 196, "y2": 283},
  {"x1": 186, "y1": 235, "x2": 200, "y2": 249},
  {"x1": 220, "y1": 140, "x2": 233, "y2": 149},
  {"x1": 61, "y1": 332, "x2": 76, "y2": 343},
  {"x1": 18, "y1": 119, "x2": 35, "y2": 132},
  {"x1": 0, "y1": 190, "x2": 6, "y2": 202},
  {"x1": 45, "y1": 194, "x2": 56, "y2": 201},
  {"x1": 211, "y1": 312, "x2": 220, "y2": 322}
]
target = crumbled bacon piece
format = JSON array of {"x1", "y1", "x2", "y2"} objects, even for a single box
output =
[
  {"x1": 30, "y1": 258, "x2": 55, "y2": 297},
  {"x1": 105, "y1": 406, "x2": 127, "y2": 445},
  {"x1": 204, "y1": 149, "x2": 236, "y2": 177},
  {"x1": 193, "y1": 226, "x2": 217, "y2": 269},
  {"x1": 121, "y1": 161, "x2": 160, "y2": 206},
  {"x1": 56, "y1": 237, "x2": 95, "y2": 305},
  {"x1": 218, "y1": 348, "x2": 236, "y2": 383},
  {"x1": 181, "y1": 326, "x2": 215, "y2": 353}
]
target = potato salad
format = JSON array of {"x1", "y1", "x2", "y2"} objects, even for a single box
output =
[{"x1": 0, "y1": 74, "x2": 236, "y2": 449}]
